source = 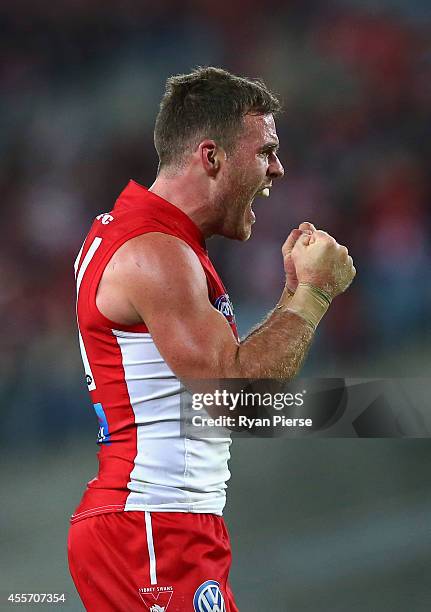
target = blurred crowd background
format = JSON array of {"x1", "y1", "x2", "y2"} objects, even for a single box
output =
[{"x1": 1, "y1": 1, "x2": 430, "y2": 610}]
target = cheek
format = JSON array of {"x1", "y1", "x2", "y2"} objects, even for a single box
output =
[
  {"x1": 224, "y1": 158, "x2": 263, "y2": 201},
  {"x1": 250, "y1": 155, "x2": 268, "y2": 176},
  {"x1": 241, "y1": 161, "x2": 263, "y2": 186}
]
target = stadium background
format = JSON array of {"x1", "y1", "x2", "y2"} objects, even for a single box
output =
[{"x1": 1, "y1": 0, "x2": 430, "y2": 610}]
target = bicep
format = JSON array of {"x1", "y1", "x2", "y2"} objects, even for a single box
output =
[{"x1": 121, "y1": 234, "x2": 239, "y2": 379}]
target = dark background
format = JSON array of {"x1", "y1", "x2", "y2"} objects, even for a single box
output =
[{"x1": 1, "y1": 1, "x2": 430, "y2": 610}]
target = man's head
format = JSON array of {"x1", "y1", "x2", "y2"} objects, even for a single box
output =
[{"x1": 154, "y1": 67, "x2": 284, "y2": 240}]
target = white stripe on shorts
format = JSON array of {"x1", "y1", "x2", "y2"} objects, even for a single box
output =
[{"x1": 145, "y1": 511, "x2": 157, "y2": 585}]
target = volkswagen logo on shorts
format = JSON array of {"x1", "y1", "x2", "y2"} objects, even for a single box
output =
[
  {"x1": 193, "y1": 580, "x2": 226, "y2": 612},
  {"x1": 213, "y1": 294, "x2": 235, "y2": 325}
]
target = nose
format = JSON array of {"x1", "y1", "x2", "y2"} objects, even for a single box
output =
[{"x1": 268, "y1": 154, "x2": 284, "y2": 179}]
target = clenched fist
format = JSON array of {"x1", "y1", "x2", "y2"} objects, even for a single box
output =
[
  {"x1": 289, "y1": 229, "x2": 356, "y2": 299},
  {"x1": 282, "y1": 222, "x2": 316, "y2": 291}
]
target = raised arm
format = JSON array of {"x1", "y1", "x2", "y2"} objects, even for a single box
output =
[{"x1": 96, "y1": 229, "x2": 355, "y2": 380}]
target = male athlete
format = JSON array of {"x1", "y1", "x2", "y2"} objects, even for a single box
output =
[{"x1": 68, "y1": 67, "x2": 355, "y2": 611}]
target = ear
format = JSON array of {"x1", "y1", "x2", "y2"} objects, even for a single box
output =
[{"x1": 198, "y1": 140, "x2": 224, "y2": 177}]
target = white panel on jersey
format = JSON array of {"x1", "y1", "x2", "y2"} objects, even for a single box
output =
[
  {"x1": 113, "y1": 330, "x2": 231, "y2": 515},
  {"x1": 75, "y1": 236, "x2": 102, "y2": 392}
]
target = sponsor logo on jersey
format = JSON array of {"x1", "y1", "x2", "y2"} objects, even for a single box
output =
[
  {"x1": 96, "y1": 213, "x2": 114, "y2": 225},
  {"x1": 193, "y1": 580, "x2": 226, "y2": 612},
  {"x1": 213, "y1": 294, "x2": 235, "y2": 325},
  {"x1": 138, "y1": 586, "x2": 173, "y2": 611}
]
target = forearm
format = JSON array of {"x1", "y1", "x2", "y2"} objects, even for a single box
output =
[
  {"x1": 233, "y1": 284, "x2": 329, "y2": 379},
  {"x1": 244, "y1": 285, "x2": 295, "y2": 342},
  {"x1": 236, "y1": 308, "x2": 314, "y2": 379}
]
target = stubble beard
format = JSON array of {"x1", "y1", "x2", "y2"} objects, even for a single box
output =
[
  {"x1": 218, "y1": 188, "x2": 253, "y2": 241},
  {"x1": 215, "y1": 160, "x2": 260, "y2": 240}
]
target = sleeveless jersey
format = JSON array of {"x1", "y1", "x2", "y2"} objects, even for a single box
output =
[{"x1": 72, "y1": 180, "x2": 238, "y2": 523}]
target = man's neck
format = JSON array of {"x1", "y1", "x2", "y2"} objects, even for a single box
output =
[{"x1": 149, "y1": 171, "x2": 219, "y2": 239}]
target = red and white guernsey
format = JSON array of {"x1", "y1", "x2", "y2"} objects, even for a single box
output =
[{"x1": 72, "y1": 180, "x2": 238, "y2": 523}]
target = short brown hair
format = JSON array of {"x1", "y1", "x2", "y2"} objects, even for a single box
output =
[{"x1": 154, "y1": 66, "x2": 281, "y2": 170}]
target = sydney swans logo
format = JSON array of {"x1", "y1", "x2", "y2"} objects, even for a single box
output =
[{"x1": 138, "y1": 586, "x2": 173, "y2": 611}]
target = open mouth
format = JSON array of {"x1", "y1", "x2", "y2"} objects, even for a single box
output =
[{"x1": 249, "y1": 186, "x2": 271, "y2": 222}]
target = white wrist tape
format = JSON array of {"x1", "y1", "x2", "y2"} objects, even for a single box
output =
[{"x1": 277, "y1": 283, "x2": 331, "y2": 330}]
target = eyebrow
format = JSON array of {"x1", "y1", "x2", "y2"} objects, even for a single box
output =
[{"x1": 259, "y1": 141, "x2": 280, "y2": 153}]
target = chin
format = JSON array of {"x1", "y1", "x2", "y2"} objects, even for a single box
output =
[
  {"x1": 240, "y1": 227, "x2": 252, "y2": 241},
  {"x1": 218, "y1": 213, "x2": 253, "y2": 241},
  {"x1": 234, "y1": 223, "x2": 253, "y2": 242}
]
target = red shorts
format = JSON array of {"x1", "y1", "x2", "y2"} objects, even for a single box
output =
[{"x1": 68, "y1": 511, "x2": 238, "y2": 611}]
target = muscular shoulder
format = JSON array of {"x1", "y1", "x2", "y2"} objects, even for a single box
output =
[
  {"x1": 98, "y1": 232, "x2": 238, "y2": 379},
  {"x1": 110, "y1": 232, "x2": 206, "y2": 288},
  {"x1": 97, "y1": 232, "x2": 208, "y2": 325}
]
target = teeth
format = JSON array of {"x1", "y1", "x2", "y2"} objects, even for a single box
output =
[{"x1": 258, "y1": 188, "x2": 270, "y2": 197}]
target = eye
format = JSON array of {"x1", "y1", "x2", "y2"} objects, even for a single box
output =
[{"x1": 259, "y1": 147, "x2": 279, "y2": 159}]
